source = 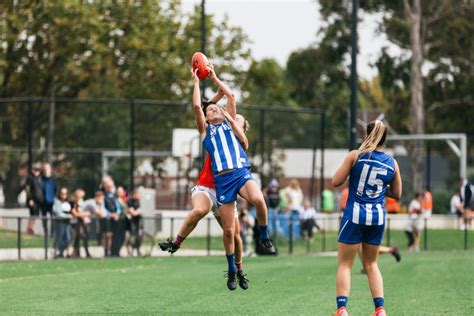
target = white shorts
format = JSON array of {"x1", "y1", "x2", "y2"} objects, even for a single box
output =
[{"x1": 191, "y1": 185, "x2": 238, "y2": 219}]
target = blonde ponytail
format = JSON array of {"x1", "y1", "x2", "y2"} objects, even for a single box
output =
[{"x1": 357, "y1": 120, "x2": 387, "y2": 156}]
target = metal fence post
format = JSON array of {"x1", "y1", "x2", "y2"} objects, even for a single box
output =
[
  {"x1": 17, "y1": 218, "x2": 22, "y2": 260},
  {"x1": 207, "y1": 217, "x2": 211, "y2": 256},
  {"x1": 129, "y1": 99, "x2": 136, "y2": 190},
  {"x1": 170, "y1": 217, "x2": 174, "y2": 239},
  {"x1": 320, "y1": 112, "x2": 325, "y2": 210},
  {"x1": 386, "y1": 218, "x2": 391, "y2": 247},
  {"x1": 44, "y1": 217, "x2": 49, "y2": 260},
  {"x1": 464, "y1": 221, "x2": 468, "y2": 250},
  {"x1": 423, "y1": 218, "x2": 428, "y2": 251},
  {"x1": 288, "y1": 217, "x2": 293, "y2": 255},
  {"x1": 322, "y1": 218, "x2": 326, "y2": 252}
]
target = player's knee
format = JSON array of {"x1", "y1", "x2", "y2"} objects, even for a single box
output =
[
  {"x1": 223, "y1": 227, "x2": 235, "y2": 239},
  {"x1": 362, "y1": 260, "x2": 378, "y2": 272},
  {"x1": 191, "y1": 207, "x2": 208, "y2": 219}
]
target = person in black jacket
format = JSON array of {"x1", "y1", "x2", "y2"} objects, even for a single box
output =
[{"x1": 25, "y1": 163, "x2": 44, "y2": 235}]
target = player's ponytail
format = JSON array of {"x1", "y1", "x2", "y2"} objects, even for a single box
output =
[{"x1": 357, "y1": 120, "x2": 387, "y2": 156}]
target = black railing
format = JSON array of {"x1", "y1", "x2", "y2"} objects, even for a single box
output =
[{"x1": 0, "y1": 214, "x2": 471, "y2": 261}]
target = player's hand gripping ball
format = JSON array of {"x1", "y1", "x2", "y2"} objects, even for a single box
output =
[{"x1": 191, "y1": 52, "x2": 210, "y2": 79}]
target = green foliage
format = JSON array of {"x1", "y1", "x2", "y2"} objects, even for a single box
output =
[{"x1": 0, "y1": 1, "x2": 251, "y2": 204}]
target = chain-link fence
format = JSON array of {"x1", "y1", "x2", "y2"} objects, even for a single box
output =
[{"x1": 0, "y1": 97, "x2": 325, "y2": 210}]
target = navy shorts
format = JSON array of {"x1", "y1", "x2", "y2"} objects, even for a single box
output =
[
  {"x1": 338, "y1": 217, "x2": 385, "y2": 245},
  {"x1": 214, "y1": 167, "x2": 253, "y2": 206}
]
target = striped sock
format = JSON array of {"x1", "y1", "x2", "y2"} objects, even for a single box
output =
[
  {"x1": 173, "y1": 235, "x2": 185, "y2": 247},
  {"x1": 236, "y1": 261, "x2": 242, "y2": 272}
]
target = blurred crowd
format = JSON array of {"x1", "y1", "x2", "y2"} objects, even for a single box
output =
[{"x1": 25, "y1": 162, "x2": 144, "y2": 259}]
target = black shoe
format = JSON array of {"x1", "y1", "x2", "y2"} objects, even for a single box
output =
[
  {"x1": 237, "y1": 271, "x2": 249, "y2": 290},
  {"x1": 390, "y1": 247, "x2": 401, "y2": 262},
  {"x1": 159, "y1": 238, "x2": 180, "y2": 253},
  {"x1": 258, "y1": 238, "x2": 277, "y2": 255},
  {"x1": 225, "y1": 271, "x2": 237, "y2": 291}
]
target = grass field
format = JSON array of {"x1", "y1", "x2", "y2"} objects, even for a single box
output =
[{"x1": 1, "y1": 251, "x2": 473, "y2": 315}]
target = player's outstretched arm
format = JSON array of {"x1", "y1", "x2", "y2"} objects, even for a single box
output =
[
  {"x1": 208, "y1": 87, "x2": 225, "y2": 104},
  {"x1": 220, "y1": 107, "x2": 248, "y2": 151},
  {"x1": 332, "y1": 150, "x2": 358, "y2": 187},
  {"x1": 192, "y1": 69, "x2": 206, "y2": 136},
  {"x1": 208, "y1": 64, "x2": 236, "y2": 119},
  {"x1": 386, "y1": 160, "x2": 402, "y2": 200}
]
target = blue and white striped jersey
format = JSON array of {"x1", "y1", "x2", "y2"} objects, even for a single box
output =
[
  {"x1": 345, "y1": 151, "x2": 395, "y2": 226},
  {"x1": 203, "y1": 120, "x2": 250, "y2": 175}
]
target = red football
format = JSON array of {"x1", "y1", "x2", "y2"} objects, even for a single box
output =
[{"x1": 191, "y1": 52, "x2": 210, "y2": 79}]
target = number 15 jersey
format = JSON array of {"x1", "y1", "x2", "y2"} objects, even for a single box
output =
[{"x1": 345, "y1": 151, "x2": 395, "y2": 226}]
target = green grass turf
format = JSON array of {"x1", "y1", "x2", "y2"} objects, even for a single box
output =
[{"x1": 0, "y1": 251, "x2": 473, "y2": 315}]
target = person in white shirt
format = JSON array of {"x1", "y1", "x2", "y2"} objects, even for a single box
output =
[
  {"x1": 450, "y1": 190, "x2": 464, "y2": 230},
  {"x1": 406, "y1": 193, "x2": 423, "y2": 252},
  {"x1": 299, "y1": 200, "x2": 322, "y2": 241}
]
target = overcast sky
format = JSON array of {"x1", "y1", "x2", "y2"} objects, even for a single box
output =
[{"x1": 182, "y1": 0, "x2": 400, "y2": 80}]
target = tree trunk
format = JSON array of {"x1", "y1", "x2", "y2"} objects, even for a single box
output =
[{"x1": 405, "y1": 0, "x2": 425, "y2": 194}]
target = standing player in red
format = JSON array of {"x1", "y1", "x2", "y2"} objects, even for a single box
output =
[{"x1": 159, "y1": 65, "x2": 249, "y2": 290}]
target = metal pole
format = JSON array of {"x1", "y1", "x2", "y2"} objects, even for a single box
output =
[
  {"x1": 423, "y1": 218, "x2": 428, "y2": 251},
  {"x1": 259, "y1": 109, "x2": 265, "y2": 182},
  {"x1": 200, "y1": 0, "x2": 207, "y2": 99},
  {"x1": 320, "y1": 112, "x2": 325, "y2": 210},
  {"x1": 288, "y1": 217, "x2": 293, "y2": 255},
  {"x1": 207, "y1": 217, "x2": 211, "y2": 256},
  {"x1": 426, "y1": 143, "x2": 431, "y2": 190},
  {"x1": 349, "y1": 0, "x2": 359, "y2": 150},
  {"x1": 310, "y1": 121, "x2": 317, "y2": 205},
  {"x1": 27, "y1": 101, "x2": 33, "y2": 171},
  {"x1": 460, "y1": 134, "x2": 467, "y2": 179},
  {"x1": 130, "y1": 100, "x2": 136, "y2": 190},
  {"x1": 17, "y1": 218, "x2": 22, "y2": 260},
  {"x1": 386, "y1": 218, "x2": 391, "y2": 247},
  {"x1": 464, "y1": 221, "x2": 468, "y2": 250},
  {"x1": 44, "y1": 219, "x2": 48, "y2": 260}
]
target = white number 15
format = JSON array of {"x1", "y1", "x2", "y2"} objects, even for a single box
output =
[{"x1": 356, "y1": 164, "x2": 387, "y2": 198}]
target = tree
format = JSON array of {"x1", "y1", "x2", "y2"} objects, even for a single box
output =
[{"x1": 0, "y1": 0, "x2": 251, "y2": 206}]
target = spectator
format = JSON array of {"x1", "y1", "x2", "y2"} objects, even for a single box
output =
[
  {"x1": 126, "y1": 189, "x2": 144, "y2": 257},
  {"x1": 460, "y1": 178, "x2": 473, "y2": 230},
  {"x1": 41, "y1": 162, "x2": 57, "y2": 236},
  {"x1": 71, "y1": 189, "x2": 92, "y2": 258},
  {"x1": 450, "y1": 190, "x2": 464, "y2": 230},
  {"x1": 299, "y1": 200, "x2": 322, "y2": 241},
  {"x1": 283, "y1": 179, "x2": 303, "y2": 216},
  {"x1": 263, "y1": 178, "x2": 281, "y2": 234},
  {"x1": 339, "y1": 184, "x2": 349, "y2": 213},
  {"x1": 114, "y1": 186, "x2": 128, "y2": 256},
  {"x1": 83, "y1": 191, "x2": 107, "y2": 255},
  {"x1": 322, "y1": 188, "x2": 334, "y2": 213},
  {"x1": 406, "y1": 193, "x2": 423, "y2": 252},
  {"x1": 386, "y1": 197, "x2": 400, "y2": 214},
  {"x1": 421, "y1": 189, "x2": 433, "y2": 217},
  {"x1": 53, "y1": 187, "x2": 73, "y2": 258},
  {"x1": 101, "y1": 176, "x2": 122, "y2": 257},
  {"x1": 25, "y1": 163, "x2": 44, "y2": 235}
]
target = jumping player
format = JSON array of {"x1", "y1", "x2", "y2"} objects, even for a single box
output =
[
  {"x1": 159, "y1": 65, "x2": 250, "y2": 290},
  {"x1": 191, "y1": 68, "x2": 276, "y2": 290},
  {"x1": 331, "y1": 120, "x2": 402, "y2": 316}
]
